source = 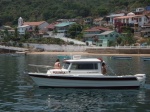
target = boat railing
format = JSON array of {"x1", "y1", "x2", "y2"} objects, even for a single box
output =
[{"x1": 28, "y1": 64, "x2": 53, "y2": 73}]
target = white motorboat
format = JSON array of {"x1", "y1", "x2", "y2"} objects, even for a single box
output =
[{"x1": 27, "y1": 55, "x2": 146, "y2": 89}]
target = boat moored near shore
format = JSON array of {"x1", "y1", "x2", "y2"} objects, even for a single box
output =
[
  {"x1": 27, "y1": 55, "x2": 146, "y2": 89},
  {"x1": 141, "y1": 57, "x2": 150, "y2": 61},
  {"x1": 111, "y1": 56, "x2": 132, "y2": 60}
]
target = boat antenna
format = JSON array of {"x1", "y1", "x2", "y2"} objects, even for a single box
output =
[
  {"x1": 106, "y1": 64, "x2": 116, "y2": 76},
  {"x1": 98, "y1": 58, "x2": 116, "y2": 75}
]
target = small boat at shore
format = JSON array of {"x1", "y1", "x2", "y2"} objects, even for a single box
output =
[
  {"x1": 27, "y1": 55, "x2": 146, "y2": 89},
  {"x1": 57, "y1": 55, "x2": 71, "y2": 60},
  {"x1": 111, "y1": 56, "x2": 132, "y2": 60},
  {"x1": 141, "y1": 57, "x2": 150, "y2": 61}
]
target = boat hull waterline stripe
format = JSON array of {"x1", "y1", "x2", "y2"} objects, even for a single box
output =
[
  {"x1": 39, "y1": 86, "x2": 139, "y2": 89},
  {"x1": 29, "y1": 74, "x2": 137, "y2": 81}
]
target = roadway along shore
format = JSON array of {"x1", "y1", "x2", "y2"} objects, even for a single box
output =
[{"x1": 27, "y1": 51, "x2": 150, "y2": 56}]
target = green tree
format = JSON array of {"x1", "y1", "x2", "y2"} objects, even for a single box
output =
[
  {"x1": 14, "y1": 27, "x2": 18, "y2": 38},
  {"x1": 121, "y1": 27, "x2": 135, "y2": 45},
  {"x1": 97, "y1": 7, "x2": 108, "y2": 16},
  {"x1": 3, "y1": 29, "x2": 10, "y2": 42},
  {"x1": 34, "y1": 26, "x2": 39, "y2": 33},
  {"x1": 34, "y1": 26, "x2": 39, "y2": 38},
  {"x1": 116, "y1": 37, "x2": 122, "y2": 45},
  {"x1": 68, "y1": 24, "x2": 82, "y2": 39}
]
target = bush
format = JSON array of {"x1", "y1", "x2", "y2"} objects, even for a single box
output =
[{"x1": 69, "y1": 41, "x2": 74, "y2": 45}]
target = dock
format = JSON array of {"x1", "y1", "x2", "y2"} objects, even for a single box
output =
[{"x1": 0, "y1": 45, "x2": 28, "y2": 53}]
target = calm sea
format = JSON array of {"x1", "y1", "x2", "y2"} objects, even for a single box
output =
[{"x1": 0, "y1": 54, "x2": 150, "y2": 112}]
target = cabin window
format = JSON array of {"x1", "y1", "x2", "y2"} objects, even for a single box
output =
[
  {"x1": 71, "y1": 63, "x2": 98, "y2": 70},
  {"x1": 62, "y1": 62, "x2": 70, "y2": 69}
]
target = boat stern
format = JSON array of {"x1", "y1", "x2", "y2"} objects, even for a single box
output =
[{"x1": 135, "y1": 74, "x2": 146, "y2": 87}]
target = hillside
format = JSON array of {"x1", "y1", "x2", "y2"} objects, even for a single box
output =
[{"x1": 0, "y1": 0, "x2": 150, "y2": 26}]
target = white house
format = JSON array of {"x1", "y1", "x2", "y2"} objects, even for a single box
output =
[
  {"x1": 115, "y1": 12, "x2": 149, "y2": 26},
  {"x1": 136, "y1": 8, "x2": 145, "y2": 13},
  {"x1": 23, "y1": 21, "x2": 49, "y2": 31},
  {"x1": 106, "y1": 13, "x2": 125, "y2": 24},
  {"x1": 18, "y1": 25, "x2": 30, "y2": 35},
  {"x1": 17, "y1": 17, "x2": 30, "y2": 35},
  {"x1": 114, "y1": 12, "x2": 149, "y2": 32},
  {"x1": 17, "y1": 17, "x2": 49, "y2": 35}
]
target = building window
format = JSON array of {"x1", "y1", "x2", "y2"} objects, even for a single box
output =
[
  {"x1": 132, "y1": 18, "x2": 134, "y2": 21},
  {"x1": 123, "y1": 19, "x2": 125, "y2": 23},
  {"x1": 105, "y1": 35, "x2": 108, "y2": 37},
  {"x1": 139, "y1": 18, "x2": 142, "y2": 22},
  {"x1": 99, "y1": 40, "x2": 103, "y2": 43}
]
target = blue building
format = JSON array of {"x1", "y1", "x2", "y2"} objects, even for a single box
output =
[
  {"x1": 55, "y1": 22, "x2": 76, "y2": 33},
  {"x1": 145, "y1": 6, "x2": 150, "y2": 11}
]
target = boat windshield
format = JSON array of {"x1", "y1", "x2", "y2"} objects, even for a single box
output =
[{"x1": 62, "y1": 62, "x2": 70, "y2": 69}]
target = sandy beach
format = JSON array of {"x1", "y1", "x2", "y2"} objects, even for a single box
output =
[{"x1": 27, "y1": 51, "x2": 150, "y2": 56}]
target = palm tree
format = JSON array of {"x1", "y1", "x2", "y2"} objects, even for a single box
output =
[
  {"x1": 116, "y1": 37, "x2": 122, "y2": 46},
  {"x1": 34, "y1": 26, "x2": 39, "y2": 38}
]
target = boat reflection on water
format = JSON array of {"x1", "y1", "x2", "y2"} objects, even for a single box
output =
[{"x1": 45, "y1": 88, "x2": 148, "y2": 111}]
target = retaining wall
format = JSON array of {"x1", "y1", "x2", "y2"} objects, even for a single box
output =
[{"x1": 86, "y1": 47, "x2": 150, "y2": 54}]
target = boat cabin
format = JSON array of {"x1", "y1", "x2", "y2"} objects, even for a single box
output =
[{"x1": 48, "y1": 56, "x2": 105, "y2": 75}]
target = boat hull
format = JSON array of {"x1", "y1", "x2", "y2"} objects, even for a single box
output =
[
  {"x1": 28, "y1": 73, "x2": 145, "y2": 89},
  {"x1": 141, "y1": 57, "x2": 150, "y2": 61}
]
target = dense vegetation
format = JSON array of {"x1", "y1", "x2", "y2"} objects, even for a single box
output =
[{"x1": 0, "y1": 0, "x2": 150, "y2": 26}]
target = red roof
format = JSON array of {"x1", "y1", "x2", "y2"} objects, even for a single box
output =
[
  {"x1": 46, "y1": 22, "x2": 59, "y2": 29},
  {"x1": 23, "y1": 21, "x2": 46, "y2": 26}
]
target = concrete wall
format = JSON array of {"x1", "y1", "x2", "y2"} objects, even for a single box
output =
[
  {"x1": 24, "y1": 44, "x2": 150, "y2": 54},
  {"x1": 86, "y1": 47, "x2": 150, "y2": 54},
  {"x1": 24, "y1": 43, "x2": 87, "y2": 52}
]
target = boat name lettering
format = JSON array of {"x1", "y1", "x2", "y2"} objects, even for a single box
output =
[
  {"x1": 53, "y1": 71, "x2": 65, "y2": 74},
  {"x1": 87, "y1": 72, "x2": 98, "y2": 73}
]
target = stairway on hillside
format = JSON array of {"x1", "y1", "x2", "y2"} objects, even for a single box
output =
[
  {"x1": 54, "y1": 33, "x2": 86, "y2": 45},
  {"x1": 134, "y1": 32, "x2": 141, "y2": 39}
]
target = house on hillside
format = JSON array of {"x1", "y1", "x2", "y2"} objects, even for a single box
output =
[
  {"x1": 18, "y1": 25, "x2": 30, "y2": 35},
  {"x1": 23, "y1": 21, "x2": 49, "y2": 31},
  {"x1": 46, "y1": 22, "x2": 59, "y2": 31},
  {"x1": 106, "y1": 13, "x2": 125, "y2": 25},
  {"x1": 56, "y1": 19, "x2": 78, "y2": 23},
  {"x1": 17, "y1": 17, "x2": 49, "y2": 35},
  {"x1": 96, "y1": 31, "x2": 120, "y2": 47},
  {"x1": 85, "y1": 30, "x2": 119, "y2": 47},
  {"x1": 145, "y1": 6, "x2": 150, "y2": 11},
  {"x1": 84, "y1": 26, "x2": 111, "y2": 37},
  {"x1": 83, "y1": 17, "x2": 93, "y2": 25},
  {"x1": 140, "y1": 24, "x2": 150, "y2": 37},
  {"x1": 93, "y1": 17, "x2": 106, "y2": 26},
  {"x1": 0, "y1": 25, "x2": 15, "y2": 38},
  {"x1": 55, "y1": 22, "x2": 76, "y2": 33},
  {"x1": 114, "y1": 12, "x2": 149, "y2": 32},
  {"x1": 135, "y1": 7, "x2": 145, "y2": 15}
]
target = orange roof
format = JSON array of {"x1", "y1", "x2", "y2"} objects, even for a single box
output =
[
  {"x1": 47, "y1": 22, "x2": 59, "y2": 29},
  {"x1": 23, "y1": 21, "x2": 46, "y2": 26},
  {"x1": 85, "y1": 26, "x2": 111, "y2": 32},
  {"x1": 114, "y1": 15, "x2": 144, "y2": 19}
]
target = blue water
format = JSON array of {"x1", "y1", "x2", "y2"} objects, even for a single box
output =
[{"x1": 0, "y1": 54, "x2": 150, "y2": 112}]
